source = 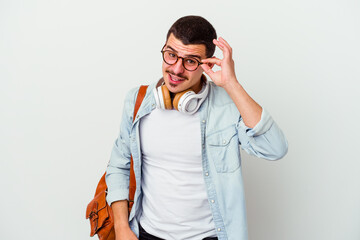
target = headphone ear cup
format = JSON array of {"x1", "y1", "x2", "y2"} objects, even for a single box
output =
[
  {"x1": 161, "y1": 85, "x2": 173, "y2": 109},
  {"x1": 173, "y1": 89, "x2": 194, "y2": 111}
]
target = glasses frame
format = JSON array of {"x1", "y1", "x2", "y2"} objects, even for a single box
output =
[{"x1": 161, "y1": 49, "x2": 203, "y2": 72}]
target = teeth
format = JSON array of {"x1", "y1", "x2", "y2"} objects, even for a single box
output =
[{"x1": 171, "y1": 75, "x2": 184, "y2": 81}]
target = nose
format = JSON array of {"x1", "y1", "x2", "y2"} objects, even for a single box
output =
[{"x1": 171, "y1": 58, "x2": 185, "y2": 74}]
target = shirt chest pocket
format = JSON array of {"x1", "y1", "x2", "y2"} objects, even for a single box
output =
[{"x1": 206, "y1": 125, "x2": 241, "y2": 173}]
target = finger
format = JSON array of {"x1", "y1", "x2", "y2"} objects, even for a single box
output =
[
  {"x1": 218, "y1": 37, "x2": 232, "y2": 58},
  {"x1": 213, "y1": 39, "x2": 225, "y2": 51},
  {"x1": 200, "y1": 63, "x2": 215, "y2": 77},
  {"x1": 218, "y1": 37, "x2": 232, "y2": 50},
  {"x1": 202, "y1": 58, "x2": 222, "y2": 66}
]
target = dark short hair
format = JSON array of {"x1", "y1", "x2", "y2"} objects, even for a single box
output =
[{"x1": 166, "y1": 16, "x2": 217, "y2": 58}]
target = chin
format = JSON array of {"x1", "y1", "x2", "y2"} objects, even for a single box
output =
[
  {"x1": 166, "y1": 82, "x2": 183, "y2": 94},
  {"x1": 164, "y1": 75, "x2": 183, "y2": 93}
]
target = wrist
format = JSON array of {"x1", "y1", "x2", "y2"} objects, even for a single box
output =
[
  {"x1": 222, "y1": 77, "x2": 240, "y2": 92},
  {"x1": 114, "y1": 221, "x2": 130, "y2": 231}
]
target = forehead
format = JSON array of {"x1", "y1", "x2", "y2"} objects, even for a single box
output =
[{"x1": 165, "y1": 33, "x2": 207, "y2": 58}]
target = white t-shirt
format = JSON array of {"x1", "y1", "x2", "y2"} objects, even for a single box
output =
[{"x1": 139, "y1": 108, "x2": 216, "y2": 240}]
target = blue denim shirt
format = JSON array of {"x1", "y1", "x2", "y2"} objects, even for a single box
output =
[{"x1": 106, "y1": 81, "x2": 288, "y2": 240}]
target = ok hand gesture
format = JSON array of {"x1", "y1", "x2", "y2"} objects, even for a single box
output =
[{"x1": 201, "y1": 37, "x2": 238, "y2": 89}]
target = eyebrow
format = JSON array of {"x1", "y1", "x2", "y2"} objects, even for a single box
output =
[{"x1": 165, "y1": 45, "x2": 202, "y2": 60}]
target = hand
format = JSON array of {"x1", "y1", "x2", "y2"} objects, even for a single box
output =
[
  {"x1": 111, "y1": 200, "x2": 138, "y2": 240},
  {"x1": 201, "y1": 37, "x2": 238, "y2": 89},
  {"x1": 115, "y1": 225, "x2": 138, "y2": 240}
]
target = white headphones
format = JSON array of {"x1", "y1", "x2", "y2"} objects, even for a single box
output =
[{"x1": 153, "y1": 76, "x2": 209, "y2": 115}]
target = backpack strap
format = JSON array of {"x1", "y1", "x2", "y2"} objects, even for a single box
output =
[
  {"x1": 133, "y1": 85, "x2": 148, "y2": 120},
  {"x1": 129, "y1": 85, "x2": 148, "y2": 211}
]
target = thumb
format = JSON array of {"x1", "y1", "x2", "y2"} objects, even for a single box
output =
[{"x1": 201, "y1": 63, "x2": 215, "y2": 78}]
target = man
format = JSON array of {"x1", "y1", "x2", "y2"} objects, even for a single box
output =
[{"x1": 106, "y1": 16, "x2": 288, "y2": 240}]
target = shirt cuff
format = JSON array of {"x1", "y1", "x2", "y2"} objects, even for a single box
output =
[
  {"x1": 237, "y1": 108, "x2": 274, "y2": 137},
  {"x1": 106, "y1": 188, "x2": 129, "y2": 206}
]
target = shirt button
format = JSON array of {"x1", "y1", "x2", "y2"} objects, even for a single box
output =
[
  {"x1": 211, "y1": 200, "x2": 215, "y2": 203},
  {"x1": 202, "y1": 144, "x2": 205, "y2": 149},
  {"x1": 136, "y1": 115, "x2": 139, "y2": 119},
  {"x1": 202, "y1": 120, "x2": 206, "y2": 123},
  {"x1": 205, "y1": 172, "x2": 209, "y2": 176},
  {"x1": 223, "y1": 140, "x2": 227, "y2": 144},
  {"x1": 217, "y1": 228, "x2": 221, "y2": 232},
  {"x1": 152, "y1": 104, "x2": 155, "y2": 108}
]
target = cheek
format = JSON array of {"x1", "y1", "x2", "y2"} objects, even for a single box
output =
[
  {"x1": 162, "y1": 62, "x2": 169, "y2": 73},
  {"x1": 189, "y1": 69, "x2": 204, "y2": 79}
]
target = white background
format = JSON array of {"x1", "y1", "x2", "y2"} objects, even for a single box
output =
[{"x1": 1, "y1": 0, "x2": 359, "y2": 239}]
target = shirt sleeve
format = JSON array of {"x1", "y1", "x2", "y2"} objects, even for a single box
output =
[
  {"x1": 105, "y1": 88, "x2": 138, "y2": 205},
  {"x1": 236, "y1": 108, "x2": 288, "y2": 160}
]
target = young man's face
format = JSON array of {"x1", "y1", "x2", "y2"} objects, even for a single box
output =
[{"x1": 162, "y1": 33, "x2": 207, "y2": 94}]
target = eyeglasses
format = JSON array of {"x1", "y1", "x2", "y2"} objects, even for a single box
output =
[{"x1": 161, "y1": 50, "x2": 203, "y2": 71}]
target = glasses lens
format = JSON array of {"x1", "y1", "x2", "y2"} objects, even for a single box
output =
[
  {"x1": 163, "y1": 51, "x2": 177, "y2": 64},
  {"x1": 184, "y1": 58, "x2": 198, "y2": 71}
]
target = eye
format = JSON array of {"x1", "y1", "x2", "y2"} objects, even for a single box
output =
[
  {"x1": 168, "y1": 52, "x2": 177, "y2": 58},
  {"x1": 185, "y1": 58, "x2": 197, "y2": 65}
]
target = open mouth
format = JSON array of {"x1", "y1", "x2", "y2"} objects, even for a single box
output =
[{"x1": 169, "y1": 73, "x2": 186, "y2": 84}]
